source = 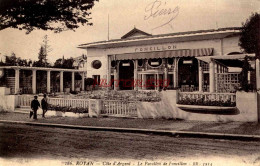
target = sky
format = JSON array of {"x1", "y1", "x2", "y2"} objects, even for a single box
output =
[{"x1": 0, "y1": 0, "x2": 259, "y2": 63}]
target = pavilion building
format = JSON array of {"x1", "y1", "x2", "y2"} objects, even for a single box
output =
[{"x1": 78, "y1": 27, "x2": 255, "y2": 92}]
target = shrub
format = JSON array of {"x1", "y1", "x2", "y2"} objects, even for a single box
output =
[{"x1": 48, "y1": 104, "x2": 88, "y2": 113}]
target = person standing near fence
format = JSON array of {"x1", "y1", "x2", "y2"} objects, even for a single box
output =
[
  {"x1": 41, "y1": 94, "x2": 48, "y2": 118},
  {"x1": 31, "y1": 96, "x2": 40, "y2": 120}
]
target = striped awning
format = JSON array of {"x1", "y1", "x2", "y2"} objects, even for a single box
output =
[{"x1": 114, "y1": 48, "x2": 213, "y2": 60}]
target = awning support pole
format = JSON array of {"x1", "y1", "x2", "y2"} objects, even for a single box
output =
[{"x1": 209, "y1": 59, "x2": 215, "y2": 93}]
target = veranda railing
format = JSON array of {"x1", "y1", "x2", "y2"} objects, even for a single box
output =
[
  {"x1": 215, "y1": 73, "x2": 240, "y2": 93},
  {"x1": 178, "y1": 91, "x2": 236, "y2": 103}
]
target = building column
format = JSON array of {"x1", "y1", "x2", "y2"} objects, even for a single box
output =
[
  {"x1": 107, "y1": 55, "x2": 111, "y2": 90},
  {"x1": 153, "y1": 74, "x2": 156, "y2": 90},
  {"x1": 71, "y1": 72, "x2": 75, "y2": 91},
  {"x1": 256, "y1": 59, "x2": 260, "y2": 123},
  {"x1": 47, "y1": 70, "x2": 51, "y2": 93},
  {"x1": 156, "y1": 73, "x2": 159, "y2": 90},
  {"x1": 138, "y1": 74, "x2": 142, "y2": 90},
  {"x1": 164, "y1": 67, "x2": 168, "y2": 88},
  {"x1": 209, "y1": 60, "x2": 215, "y2": 93},
  {"x1": 113, "y1": 68, "x2": 119, "y2": 90},
  {"x1": 32, "y1": 70, "x2": 36, "y2": 94},
  {"x1": 60, "y1": 71, "x2": 64, "y2": 92},
  {"x1": 81, "y1": 72, "x2": 85, "y2": 91},
  {"x1": 256, "y1": 59, "x2": 260, "y2": 90},
  {"x1": 173, "y1": 58, "x2": 178, "y2": 88},
  {"x1": 142, "y1": 74, "x2": 146, "y2": 90},
  {"x1": 199, "y1": 66, "x2": 203, "y2": 92},
  {"x1": 115, "y1": 61, "x2": 120, "y2": 90},
  {"x1": 134, "y1": 60, "x2": 138, "y2": 90},
  {"x1": 15, "y1": 69, "x2": 20, "y2": 94},
  {"x1": 113, "y1": 69, "x2": 117, "y2": 90}
]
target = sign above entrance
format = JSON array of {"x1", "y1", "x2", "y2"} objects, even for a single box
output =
[
  {"x1": 183, "y1": 60, "x2": 193, "y2": 64},
  {"x1": 134, "y1": 45, "x2": 177, "y2": 52},
  {"x1": 122, "y1": 63, "x2": 130, "y2": 66},
  {"x1": 115, "y1": 48, "x2": 214, "y2": 60}
]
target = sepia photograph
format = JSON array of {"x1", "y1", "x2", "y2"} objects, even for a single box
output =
[{"x1": 0, "y1": 0, "x2": 260, "y2": 165}]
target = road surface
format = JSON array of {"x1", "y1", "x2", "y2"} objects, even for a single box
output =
[{"x1": 0, "y1": 123, "x2": 259, "y2": 166}]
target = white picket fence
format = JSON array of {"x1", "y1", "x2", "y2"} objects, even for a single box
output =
[
  {"x1": 102, "y1": 100, "x2": 138, "y2": 117},
  {"x1": 48, "y1": 98, "x2": 89, "y2": 108},
  {"x1": 17, "y1": 95, "x2": 89, "y2": 108},
  {"x1": 17, "y1": 95, "x2": 34, "y2": 107}
]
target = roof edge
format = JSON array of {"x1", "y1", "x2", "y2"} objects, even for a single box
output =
[{"x1": 78, "y1": 27, "x2": 241, "y2": 48}]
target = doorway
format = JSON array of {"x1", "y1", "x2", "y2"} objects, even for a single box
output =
[{"x1": 119, "y1": 60, "x2": 134, "y2": 90}]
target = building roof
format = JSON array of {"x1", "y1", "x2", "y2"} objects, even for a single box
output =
[
  {"x1": 78, "y1": 27, "x2": 241, "y2": 49},
  {"x1": 0, "y1": 66, "x2": 82, "y2": 72},
  {"x1": 121, "y1": 28, "x2": 152, "y2": 39},
  {"x1": 196, "y1": 53, "x2": 255, "y2": 67}
]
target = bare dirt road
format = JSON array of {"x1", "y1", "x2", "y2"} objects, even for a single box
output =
[{"x1": 0, "y1": 123, "x2": 259, "y2": 166}]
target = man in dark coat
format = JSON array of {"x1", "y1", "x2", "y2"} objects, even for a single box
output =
[
  {"x1": 41, "y1": 94, "x2": 48, "y2": 118},
  {"x1": 31, "y1": 96, "x2": 40, "y2": 120}
]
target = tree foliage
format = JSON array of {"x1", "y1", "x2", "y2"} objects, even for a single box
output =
[
  {"x1": 5, "y1": 53, "x2": 18, "y2": 66},
  {"x1": 239, "y1": 12, "x2": 260, "y2": 58},
  {"x1": 4, "y1": 52, "x2": 29, "y2": 66},
  {"x1": 33, "y1": 46, "x2": 50, "y2": 67},
  {"x1": 34, "y1": 35, "x2": 52, "y2": 67},
  {"x1": 0, "y1": 0, "x2": 98, "y2": 33},
  {"x1": 239, "y1": 57, "x2": 250, "y2": 92},
  {"x1": 38, "y1": 46, "x2": 46, "y2": 62},
  {"x1": 54, "y1": 57, "x2": 75, "y2": 69}
]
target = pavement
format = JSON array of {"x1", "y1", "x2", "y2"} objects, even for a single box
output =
[{"x1": 1, "y1": 111, "x2": 260, "y2": 141}]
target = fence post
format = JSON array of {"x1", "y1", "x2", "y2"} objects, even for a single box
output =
[{"x1": 256, "y1": 59, "x2": 260, "y2": 122}]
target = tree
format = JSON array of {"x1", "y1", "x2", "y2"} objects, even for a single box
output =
[
  {"x1": 33, "y1": 46, "x2": 49, "y2": 67},
  {"x1": 38, "y1": 46, "x2": 46, "y2": 63},
  {"x1": 3, "y1": 52, "x2": 30, "y2": 66},
  {"x1": 239, "y1": 12, "x2": 260, "y2": 59},
  {"x1": 239, "y1": 57, "x2": 250, "y2": 92},
  {"x1": 54, "y1": 57, "x2": 75, "y2": 69},
  {"x1": 62, "y1": 58, "x2": 75, "y2": 69},
  {"x1": 42, "y1": 35, "x2": 52, "y2": 60},
  {"x1": 54, "y1": 58, "x2": 63, "y2": 68},
  {"x1": 5, "y1": 52, "x2": 18, "y2": 66},
  {"x1": 34, "y1": 35, "x2": 52, "y2": 67},
  {"x1": 0, "y1": 0, "x2": 97, "y2": 34}
]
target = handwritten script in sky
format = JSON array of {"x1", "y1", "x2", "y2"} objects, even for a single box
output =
[{"x1": 144, "y1": 0, "x2": 180, "y2": 30}]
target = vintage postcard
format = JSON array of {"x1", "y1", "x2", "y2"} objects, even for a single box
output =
[{"x1": 0, "y1": 0, "x2": 260, "y2": 166}]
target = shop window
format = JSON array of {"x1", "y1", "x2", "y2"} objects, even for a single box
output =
[
  {"x1": 92, "y1": 60, "x2": 102, "y2": 69},
  {"x1": 201, "y1": 61, "x2": 209, "y2": 72}
]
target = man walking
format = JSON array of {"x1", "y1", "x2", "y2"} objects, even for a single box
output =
[
  {"x1": 41, "y1": 94, "x2": 48, "y2": 118},
  {"x1": 31, "y1": 96, "x2": 40, "y2": 120}
]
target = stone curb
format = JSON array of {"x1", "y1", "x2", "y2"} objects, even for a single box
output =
[{"x1": 1, "y1": 120, "x2": 260, "y2": 141}]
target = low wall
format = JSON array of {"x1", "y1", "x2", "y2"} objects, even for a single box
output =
[
  {"x1": 0, "y1": 87, "x2": 10, "y2": 95},
  {"x1": 258, "y1": 91, "x2": 260, "y2": 122},
  {"x1": 0, "y1": 95, "x2": 17, "y2": 111},
  {"x1": 235, "y1": 91, "x2": 258, "y2": 122},
  {"x1": 137, "y1": 90, "x2": 259, "y2": 122}
]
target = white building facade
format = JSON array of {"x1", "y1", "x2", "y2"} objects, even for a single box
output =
[{"x1": 79, "y1": 27, "x2": 246, "y2": 92}]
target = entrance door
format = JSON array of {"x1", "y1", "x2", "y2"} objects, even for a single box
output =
[
  {"x1": 119, "y1": 60, "x2": 134, "y2": 90},
  {"x1": 146, "y1": 74, "x2": 155, "y2": 90},
  {"x1": 178, "y1": 57, "x2": 199, "y2": 91}
]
